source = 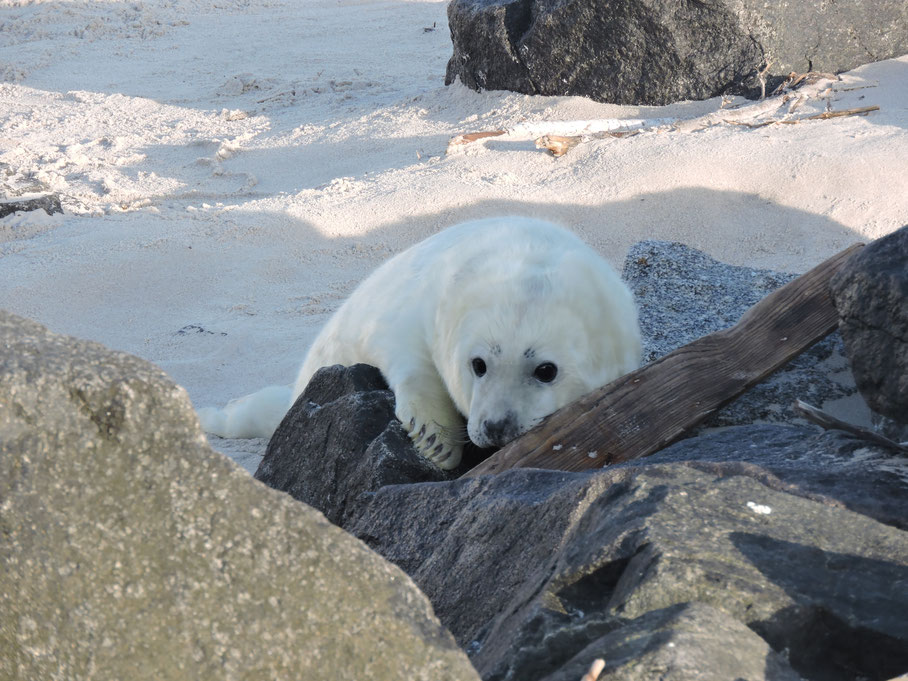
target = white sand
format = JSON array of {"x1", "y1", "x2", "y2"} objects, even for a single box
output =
[{"x1": 2, "y1": 0, "x2": 906, "y2": 471}]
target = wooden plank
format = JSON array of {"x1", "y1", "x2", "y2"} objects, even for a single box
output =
[{"x1": 464, "y1": 243, "x2": 864, "y2": 478}]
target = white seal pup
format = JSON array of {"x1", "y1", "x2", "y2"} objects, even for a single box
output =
[{"x1": 198, "y1": 217, "x2": 641, "y2": 470}]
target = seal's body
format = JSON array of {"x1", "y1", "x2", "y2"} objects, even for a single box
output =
[{"x1": 199, "y1": 217, "x2": 641, "y2": 470}]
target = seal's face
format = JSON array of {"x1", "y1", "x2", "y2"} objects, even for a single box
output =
[
  {"x1": 455, "y1": 313, "x2": 600, "y2": 449},
  {"x1": 431, "y1": 230, "x2": 642, "y2": 455},
  {"x1": 454, "y1": 301, "x2": 599, "y2": 448},
  {"x1": 464, "y1": 343, "x2": 574, "y2": 448}
]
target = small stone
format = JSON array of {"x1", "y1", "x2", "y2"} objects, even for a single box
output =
[{"x1": 0, "y1": 194, "x2": 63, "y2": 219}]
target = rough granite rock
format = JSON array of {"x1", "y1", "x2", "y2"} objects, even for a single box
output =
[
  {"x1": 444, "y1": 0, "x2": 908, "y2": 104},
  {"x1": 623, "y1": 240, "x2": 858, "y2": 429},
  {"x1": 0, "y1": 311, "x2": 480, "y2": 681},
  {"x1": 830, "y1": 224, "x2": 908, "y2": 425},
  {"x1": 627, "y1": 423, "x2": 908, "y2": 531},
  {"x1": 349, "y1": 461, "x2": 908, "y2": 681},
  {"x1": 538, "y1": 603, "x2": 800, "y2": 681},
  {"x1": 255, "y1": 363, "x2": 450, "y2": 526}
]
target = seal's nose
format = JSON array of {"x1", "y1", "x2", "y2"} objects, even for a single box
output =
[{"x1": 480, "y1": 411, "x2": 520, "y2": 447}]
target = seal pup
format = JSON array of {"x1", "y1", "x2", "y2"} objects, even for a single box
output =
[{"x1": 198, "y1": 217, "x2": 641, "y2": 470}]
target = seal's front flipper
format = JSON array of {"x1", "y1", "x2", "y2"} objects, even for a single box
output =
[{"x1": 391, "y1": 373, "x2": 465, "y2": 471}]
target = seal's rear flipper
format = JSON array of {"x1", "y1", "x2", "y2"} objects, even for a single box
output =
[{"x1": 197, "y1": 384, "x2": 293, "y2": 439}]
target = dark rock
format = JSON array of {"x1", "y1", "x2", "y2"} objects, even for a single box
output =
[
  {"x1": 445, "y1": 0, "x2": 908, "y2": 105},
  {"x1": 0, "y1": 193, "x2": 63, "y2": 219},
  {"x1": 539, "y1": 603, "x2": 800, "y2": 681},
  {"x1": 624, "y1": 240, "x2": 858, "y2": 429},
  {"x1": 0, "y1": 311, "x2": 479, "y2": 681},
  {"x1": 255, "y1": 364, "x2": 450, "y2": 527},
  {"x1": 628, "y1": 422, "x2": 908, "y2": 530},
  {"x1": 830, "y1": 225, "x2": 908, "y2": 425},
  {"x1": 349, "y1": 460, "x2": 908, "y2": 681}
]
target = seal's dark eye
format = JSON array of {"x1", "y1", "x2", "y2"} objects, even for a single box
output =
[
  {"x1": 534, "y1": 362, "x2": 558, "y2": 383},
  {"x1": 471, "y1": 357, "x2": 487, "y2": 377}
]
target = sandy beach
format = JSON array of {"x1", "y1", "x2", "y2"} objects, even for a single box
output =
[{"x1": 2, "y1": 0, "x2": 906, "y2": 470}]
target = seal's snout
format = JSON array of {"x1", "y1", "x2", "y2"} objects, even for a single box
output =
[{"x1": 479, "y1": 411, "x2": 520, "y2": 447}]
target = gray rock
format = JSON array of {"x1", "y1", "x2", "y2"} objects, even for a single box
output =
[
  {"x1": 631, "y1": 423, "x2": 908, "y2": 531},
  {"x1": 539, "y1": 603, "x2": 800, "y2": 681},
  {"x1": 350, "y1": 461, "x2": 908, "y2": 681},
  {"x1": 256, "y1": 363, "x2": 490, "y2": 527},
  {"x1": 0, "y1": 311, "x2": 479, "y2": 681},
  {"x1": 623, "y1": 240, "x2": 858, "y2": 429},
  {"x1": 0, "y1": 193, "x2": 62, "y2": 219},
  {"x1": 830, "y1": 224, "x2": 908, "y2": 425},
  {"x1": 256, "y1": 363, "x2": 449, "y2": 526},
  {"x1": 445, "y1": 0, "x2": 908, "y2": 105}
]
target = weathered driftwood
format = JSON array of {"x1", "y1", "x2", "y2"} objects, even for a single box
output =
[
  {"x1": 464, "y1": 243, "x2": 865, "y2": 478},
  {"x1": 535, "y1": 134, "x2": 581, "y2": 157},
  {"x1": 793, "y1": 399, "x2": 908, "y2": 454},
  {"x1": 446, "y1": 118, "x2": 666, "y2": 154},
  {"x1": 726, "y1": 105, "x2": 880, "y2": 129},
  {"x1": 447, "y1": 130, "x2": 506, "y2": 149},
  {"x1": 536, "y1": 130, "x2": 639, "y2": 157}
]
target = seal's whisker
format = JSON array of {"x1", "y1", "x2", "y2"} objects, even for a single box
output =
[{"x1": 434, "y1": 422, "x2": 472, "y2": 445}]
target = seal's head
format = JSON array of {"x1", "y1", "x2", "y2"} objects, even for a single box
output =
[{"x1": 437, "y1": 248, "x2": 641, "y2": 449}]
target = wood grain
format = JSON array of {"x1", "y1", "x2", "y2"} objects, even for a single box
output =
[{"x1": 464, "y1": 243, "x2": 864, "y2": 478}]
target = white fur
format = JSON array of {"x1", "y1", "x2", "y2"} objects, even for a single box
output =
[{"x1": 198, "y1": 217, "x2": 641, "y2": 470}]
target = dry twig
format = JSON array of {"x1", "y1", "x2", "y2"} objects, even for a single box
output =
[
  {"x1": 580, "y1": 658, "x2": 606, "y2": 681},
  {"x1": 757, "y1": 60, "x2": 774, "y2": 99},
  {"x1": 793, "y1": 400, "x2": 908, "y2": 454},
  {"x1": 771, "y1": 70, "x2": 838, "y2": 97},
  {"x1": 723, "y1": 105, "x2": 879, "y2": 128},
  {"x1": 535, "y1": 129, "x2": 641, "y2": 157},
  {"x1": 446, "y1": 118, "x2": 665, "y2": 154},
  {"x1": 803, "y1": 105, "x2": 879, "y2": 120}
]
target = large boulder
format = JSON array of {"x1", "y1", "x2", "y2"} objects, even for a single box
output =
[
  {"x1": 444, "y1": 0, "x2": 908, "y2": 104},
  {"x1": 350, "y1": 452, "x2": 908, "y2": 681},
  {"x1": 829, "y1": 225, "x2": 908, "y2": 425},
  {"x1": 0, "y1": 311, "x2": 479, "y2": 681},
  {"x1": 255, "y1": 363, "x2": 450, "y2": 527}
]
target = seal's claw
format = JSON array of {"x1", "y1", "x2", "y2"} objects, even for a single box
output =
[
  {"x1": 423, "y1": 440, "x2": 461, "y2": 470},
  {"x1": 395, "y1": 395, "x2": 464, "y2": 470},
  {"x1": 402, "y1": 419, "x2": 462, "y2": 470}
]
